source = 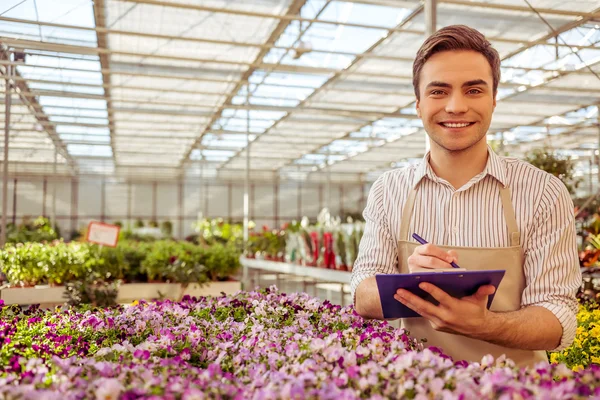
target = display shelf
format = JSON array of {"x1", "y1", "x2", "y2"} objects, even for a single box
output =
[
  {"x1": 0, "y1": 281, "x2": 242, "y2": 306},
  {"x1": 240, "y1": 257, "x2": 351, "y2": 284}
]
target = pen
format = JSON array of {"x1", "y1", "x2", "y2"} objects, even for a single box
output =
[{"x1": 411, "y1": 233, "x2": 461, "y2": 269}]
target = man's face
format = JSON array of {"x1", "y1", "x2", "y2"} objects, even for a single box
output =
[{"x1": 415, "y1": 50, "x2": 496, "y2": 153}]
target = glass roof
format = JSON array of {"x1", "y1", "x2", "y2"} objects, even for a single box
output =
[{"x1": 0, "y1": 0, "x2": 599, "y2": 182}]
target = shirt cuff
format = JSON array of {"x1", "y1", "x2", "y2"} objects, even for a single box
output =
[{"x1": 531, "y1": 301, "x2": 578, "y2": 352}]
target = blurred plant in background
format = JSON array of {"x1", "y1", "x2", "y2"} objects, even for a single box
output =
[{"x1": 525, "y1": 147, "x2": 581, "y2": 195}]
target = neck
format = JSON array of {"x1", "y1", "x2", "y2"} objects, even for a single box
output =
[{"x1": 428, "y1": 139, "x2": 489, "y2": 189}]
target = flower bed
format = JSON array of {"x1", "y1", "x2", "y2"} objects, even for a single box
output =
[{"x1": 1, "y1": 287, "x2": 599, "y2": 399}]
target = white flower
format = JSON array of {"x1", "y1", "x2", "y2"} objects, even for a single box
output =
[
  {"x1": 355, "y1": 345, "x2": 371, "y2": 358},
  {"x1": 95, "y1": 378, "x2": 123, "y2": 400},
  {"x1": 343, "y1": 352, "x2": 356, "y2": 367},
  {"x1": 311, "y1": 338, "x2": 325, "y2": 352},
  {"x1": 358, "y1": 377, "x2": 369, "y2": 390},
  {"x1": 429, "y1": 377, "x2": 445, "y2": 395},
  {"x1": 403, "y1": 379, "x2": 415, "y2": 390},
  {"x1": 480, "y1": 354, "x2": 495, "y2": 368}
]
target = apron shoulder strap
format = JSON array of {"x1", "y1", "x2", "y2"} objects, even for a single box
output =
[
  {"x1": 499, "y1": 184, "x2": 520, "y2": 247},
  {"x1": 399, "y1": 187, "x2": 418, "y2": 241}
]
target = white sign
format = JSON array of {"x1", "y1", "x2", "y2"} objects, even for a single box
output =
[{"x1": 86, "y1": 221, "x2": 120, "y2": 247}]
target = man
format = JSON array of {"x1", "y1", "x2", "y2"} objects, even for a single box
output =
[{"x1": 351, "y1": 25, "x2": 581, "y2": 368}]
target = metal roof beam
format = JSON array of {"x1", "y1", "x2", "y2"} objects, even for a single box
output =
[
  {"x1": 0, "y1": 44, "x2": 78, "y2": 174},
  {"x1": 115, "y1": 0, "x2": 600, "y2": 27},
  {"x1": 501, "y1": 7, "x2": 600, "y2": 61},
  {"x1": 93, "y1": 0, "x2": 117, "y2": 166},
  {"x1": 178, "y1": 0, "x2": 311, "y2": 167},
  {"x1": 263, "y1": 4, "x2": 425, "y2": 174},
  {"x1": 288, "y1": 13, "x2": 600, "y2": 175},
  {"x1": 0, "y1": 16, "x2": 415, "y2": 63},
  {"x1": 440, "y1": 0, "x2": 600, "y2": 18},
  {"x1": 0, "y1": 38, "x2": 419, "y2": 80}
]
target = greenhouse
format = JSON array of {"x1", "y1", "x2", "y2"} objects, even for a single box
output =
[{"x1": 1, "y1": 0, "x2": 600, "y2": 398}]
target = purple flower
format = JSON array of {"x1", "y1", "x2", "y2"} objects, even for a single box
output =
[{"x1": 133, "y1": 349, "x2": 150, "y2": 361}]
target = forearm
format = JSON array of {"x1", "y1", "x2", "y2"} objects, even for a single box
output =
[
  {"x1": 354, "y1": 276, "x2": 387, "y2": 320},
  {"x1": 473, "y1": 306, "x2": 562, "y2": 351}
]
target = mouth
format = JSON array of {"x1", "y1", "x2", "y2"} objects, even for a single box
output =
[{"x1": 438, "y1": 121, "x2": 476, "y2": 129}]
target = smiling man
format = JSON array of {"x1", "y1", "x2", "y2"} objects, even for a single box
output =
[{"x1": 351, "y1": 25, "x2": 581, "y2": 368}]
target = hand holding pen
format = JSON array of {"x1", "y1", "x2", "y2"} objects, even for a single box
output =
[{"x1": 407, "y1": 233, "x2": 461, "y2": 273}]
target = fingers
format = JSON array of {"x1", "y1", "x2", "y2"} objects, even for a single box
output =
[
  {"x1": 395, "y1": 288, "x2": 443, "y2": 320},
  {"x1": 407, "y1": 254, "x2": 454, "y2": 271},
  {"x1": 408, "y1": 243, "x2": 457, "y2": 271},
  {"x1": 471, "y1": 285, "x2": 496, "y2": 302},
  {"x1": 446, "y1": 250, "x2": 459, "y2": 264},
  {"x1": 414, "y1": 243, "x2": 454, "y2": 261},
  {"x1": 418, "y1": 282, "x2": 455, "y2": 307}
]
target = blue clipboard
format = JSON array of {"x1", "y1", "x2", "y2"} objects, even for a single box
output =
[{"x1": 376, "y1": 270, "x2": 506, "y2": 319}]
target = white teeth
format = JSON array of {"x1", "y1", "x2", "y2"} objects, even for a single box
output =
[{"x1": 442, "y1": 122, "x2": 471, "y2": 128}]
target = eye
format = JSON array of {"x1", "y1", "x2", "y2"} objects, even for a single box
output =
[
  {"x1": 467, "y1": 88, "x2": 483, "y2": 95},
  {"x1": 430, "y1": 89, "x2": 446, "y2": 96}
]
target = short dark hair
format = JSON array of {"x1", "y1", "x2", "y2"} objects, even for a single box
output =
[{"x1": 412, "y1": 25, "x2": 501, "y2": 100}]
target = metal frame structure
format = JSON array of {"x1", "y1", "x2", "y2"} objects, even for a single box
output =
[{"x1": 0, "y1": 0, "x2": 598, "y2": 187}]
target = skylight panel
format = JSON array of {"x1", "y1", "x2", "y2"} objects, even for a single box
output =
[{"x1": 67, "y1": 144, "x2": 112, "y2": 157}]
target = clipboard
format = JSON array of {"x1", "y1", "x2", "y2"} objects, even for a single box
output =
[{"x1": 376, "y1": 270, "x2": 506, "y2": 319}]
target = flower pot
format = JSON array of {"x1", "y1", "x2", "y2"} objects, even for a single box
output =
[{"x1": 1, "y1": 285, "x2": 66, "y2": 305}]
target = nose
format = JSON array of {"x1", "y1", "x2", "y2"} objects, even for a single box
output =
[{"x1": 445, "y1": 93, "x2": 469, "y2": 114}]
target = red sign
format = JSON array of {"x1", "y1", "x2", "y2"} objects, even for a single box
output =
[{"x1": 86, "y1": 221, "x2": 120, "y2": 247}]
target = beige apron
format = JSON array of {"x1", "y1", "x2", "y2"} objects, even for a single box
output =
[{"x1": 396, "y1": 182, "x2": 548, "y2": 368}]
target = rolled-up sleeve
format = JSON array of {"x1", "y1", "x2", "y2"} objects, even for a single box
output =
[
  {"x1": 522, "y1": 176, "x2": 581, "y2": 351},
  {"x1": 351, "y1": 174, "x2": 398, "y2": 303}
]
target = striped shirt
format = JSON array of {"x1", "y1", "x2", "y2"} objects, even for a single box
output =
[{"x1": 352, "y1": 145, "x2": 581, "y2": 351}]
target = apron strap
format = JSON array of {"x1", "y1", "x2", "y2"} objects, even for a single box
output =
[
  {"x1": 399, "y1": 187, "x2": 418, "y2": 241},
  {"x1": 499, "y1": 185, "x2": 520, "y2": 247}
]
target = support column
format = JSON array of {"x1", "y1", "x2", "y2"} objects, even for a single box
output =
[
  {"x1": 198, "y1": 149, "x2": 204, "y2": 220},
  {"x1": 1, "y1": 63, "x2": 12, "y2": 247},
  {"x1": 11, "y1": 178, "x2": 16, "y2": 225},
  {"x1": 274, "y1": 174, "x2": 279, "y2": 228},
  {"x1": 242, "y1": 85, "x2": 251, "y2": 289},
  {"x1": 424, "y1": 0, "x2": 436, "y2": 154},
  {"x1": 178, "y1": 180, "x2": 184, "y2": 239},
  {"x1": 42, "y1": 177, "x2": 47, "y2": 217},
  {"x1": 51, "y1": 147, "x2": 57, "y2": 229},
  {"x1": 326, "y1": 149, "x2": 331, "y2": 210},
  {"x1": 151, "y1": 181, "x2": 157, "y2": 222},
  {"x1": 319, "y1": 184, "x2": 323, "y2": 212},
  {"x1": 228, "y1": 182, "x2": 232, "y2": 223},
  {"x1": 100, "y1": 179, "x2": 106, "y2": 222},
  {"x1": 71, "y1": 178, "x2": 78, "y2": 235},
  {"x1": 127, "y1": 181, "x2": 132, "y2": 229},
  {"x1": 297, "y1": 176, "x2": 302, "y2": 220},
  {"x1": 424, "y1": 0, "x2": 437, "y2": 36}
]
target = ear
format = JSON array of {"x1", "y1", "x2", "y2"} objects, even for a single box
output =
[
  {"x1": 493, "y1": 92, "x2": 497, "y2": 108},
  {"x1": 416, "y1": 98, "x2": 421, "y2": 118}
]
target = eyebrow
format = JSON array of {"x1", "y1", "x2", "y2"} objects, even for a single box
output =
[{"x1": 425, "y1": 79, "x2": 489, "y2": 89}]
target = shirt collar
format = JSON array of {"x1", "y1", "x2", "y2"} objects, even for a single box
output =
[{"x1": 412, "y1": 144, "x2": 507, "y2": 188}]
